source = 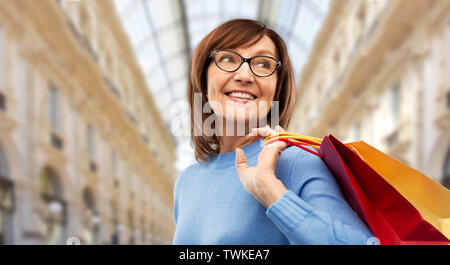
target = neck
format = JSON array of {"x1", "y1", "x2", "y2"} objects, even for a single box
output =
[
  {"x1": 216, "y1": 118, "x2": 257, "y2": 153},
  {"x1": 218, "y1": 135, "x2": 256, "y2": 153}
]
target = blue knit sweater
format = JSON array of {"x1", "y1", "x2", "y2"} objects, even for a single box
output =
[{"x1": 172, "y1": 139, "x2": 373, "y2": 245}]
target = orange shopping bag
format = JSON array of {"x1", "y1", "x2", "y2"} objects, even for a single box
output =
[
  {"x1": 346, "y1": 141, "x2": 450, "y2": 240},
  {"x1": 265, "y1": 133, "x2": 450, "y2": 244}
]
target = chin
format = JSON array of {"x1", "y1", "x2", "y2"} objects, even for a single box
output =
[{"x1": 224, "y1": 111, "x2": 261, "y2": 126}]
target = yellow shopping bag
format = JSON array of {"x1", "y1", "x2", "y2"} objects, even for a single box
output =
[
  {"x1": 265, "y1": 133, "x2": 450, "y2": 240},
  {"x1": 346, "y1": 141, "x2": 450, "y2": 239}
]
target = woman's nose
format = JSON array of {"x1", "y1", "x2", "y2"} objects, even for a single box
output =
[{"x1": 233, "y1": 62, "x2": 255, "y2": 83}]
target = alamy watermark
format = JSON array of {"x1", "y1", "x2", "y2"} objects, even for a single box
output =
[{"x1": 170, "y1": 93, "x2": 280, "y2": 137}]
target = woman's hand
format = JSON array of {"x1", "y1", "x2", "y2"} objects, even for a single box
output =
[{"x1": 235, "y1": 125, "x2": 289, "y2": 208}]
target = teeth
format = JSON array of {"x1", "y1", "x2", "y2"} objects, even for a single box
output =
[{"x1": 228, "y1": 92, "x2": 255, "y2": 100}]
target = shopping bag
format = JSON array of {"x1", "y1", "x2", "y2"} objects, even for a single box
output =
[
  {"x1": 264, "y1": 133, "x2": 450, "y2": 245},
  {"x1": 346, "y1": 141, "x2": 450, "y2": 240}
]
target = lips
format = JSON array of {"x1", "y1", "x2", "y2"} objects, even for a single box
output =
[
  {"x1": 226, "y1": 95, "x2": 251, "y2": 104},
  {"x1": 225, "y1": 89, "x2": 257, "y2": 98},
  {"x1": 224, "y1": 89, "x2": 257, "y2": 103}
]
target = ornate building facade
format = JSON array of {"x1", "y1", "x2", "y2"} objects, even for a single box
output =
[
  {"x1": 0, "y1": 0, "x2": 176, "y2": 244},
  {"x1": 290, "y1": 0, "x2": 450, "y2": 188}
]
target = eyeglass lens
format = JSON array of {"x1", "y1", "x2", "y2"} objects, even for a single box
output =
[{"x1": 214, "y1": 50, "x2": 278, "y2": 77}]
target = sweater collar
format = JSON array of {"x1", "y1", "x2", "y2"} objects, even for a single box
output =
[{"x1": 206, "y1": 139, "x2": 264, "y2": 169}]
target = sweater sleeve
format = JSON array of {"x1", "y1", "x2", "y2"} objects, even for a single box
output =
[{"x1": 266, "y1": 152, "x2": 373, "y2": 245}]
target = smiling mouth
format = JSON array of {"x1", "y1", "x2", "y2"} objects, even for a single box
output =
[{"x1": 225, "y1": 91, "x2": 257, "y2": 103}]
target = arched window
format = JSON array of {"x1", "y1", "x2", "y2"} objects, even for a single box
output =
[
  {"x1": 0, "y1": 147, "x2": 8, "y2": 179},
  {"x1": 0, "y1": 147, "x2": 13, "y2": 244},
  {"x1": 355, "y1": 3, "x2": 366, "y2": 43},
  {"x1": 48, "y1": 84, "x2": 60, "y2": 133},
  {"x1": 39, "y1": 167, "x2": 66, "y2": 244},
  {"x1": 87, "y1": 124, "x2": 95, "y2": 159},
  {"x1": 140, "y1": 213, "x2": 146, "y2": 244},
  {"x1": 82, "y1": 187, "x2": 100, "y2": 244},
  {"x1": 443, "y1": 148, "x2": 450, "y2": 189},
  {"x1": 128, "y1": 209, "x2": 135, "y2": 245},
  {"x1": 79, "y1": 7, "x2": 97, "y2": 61},
  {"x1": 110, "y1": 202, "x2": 119, "y2": 245},
  {"x1": 390, "y1": 82, "x2": 401, "y2": 128}
]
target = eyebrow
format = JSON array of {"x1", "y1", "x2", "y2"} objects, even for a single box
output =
[{"x1": 253, "y1": 49, "x2": 276, "y2": 58}]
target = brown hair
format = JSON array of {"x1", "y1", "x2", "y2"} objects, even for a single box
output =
[{"x1": 187, "y1": 19, "x2": 296, "y2": 162}]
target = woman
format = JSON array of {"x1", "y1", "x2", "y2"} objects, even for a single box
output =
[{"x1": 172, "y1": 19, "x2": 373, "y2": 244}]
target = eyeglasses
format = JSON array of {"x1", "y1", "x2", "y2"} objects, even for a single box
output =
[{"x1": 210, "y1": 49, "x2": 281, "y2": 77}]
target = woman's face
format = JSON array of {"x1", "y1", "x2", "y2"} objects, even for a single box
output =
[{"x1": 206, "y1": 35, "x2": 278, "y2": 127}]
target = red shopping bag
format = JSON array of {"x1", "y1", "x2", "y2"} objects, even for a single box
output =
[
  {"x1": 321, "y1": 135, "x2": 449, "y2": 245},
  {"x1": 266, "y1": 133, "x2": 449, "y2": 244}
]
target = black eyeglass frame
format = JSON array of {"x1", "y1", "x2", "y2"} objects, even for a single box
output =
[{"x1": 210, "y1": 49, "x2": 281, "y2": 77}]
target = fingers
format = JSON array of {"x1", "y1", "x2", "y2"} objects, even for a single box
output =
[
  {"x1": 275, "y1": 125, "x2": 285, "y2": 133},
  {"x1": 247, "y1": 125, "x2": 286, "y2": 146},
  {"x1": 258, "y1": 142, "x2": 286, "y2": 171},
  {"x1": 247, "y1": 126, "x2": 277, "y2": 140},
  {"x1": 265, "y1": 125, "x2": 288, "y2": 148},
  {"x1": 254, "y1": 126, "x2": 288, "y2": 170},
  {"x1": 235, "y1": 148, "x2": 248, "y2": 175}
]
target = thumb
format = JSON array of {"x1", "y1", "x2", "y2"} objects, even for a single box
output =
[
  {"x1": 235, "y1": 148, "x2": 248, "y2": 175},
  {"x1": 275, "y1": 125, "x2": 285, "y2": 132}
]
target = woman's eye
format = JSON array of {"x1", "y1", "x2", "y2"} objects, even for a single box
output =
[
  {"x1": 220, "y1": 56, "x2": 234, "y2": 63},
  {"x1": 255, "y1": 60, "x2": 270, "y2": 68}
]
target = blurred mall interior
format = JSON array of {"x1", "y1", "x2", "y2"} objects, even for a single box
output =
[{"x1": 0, "y1": 0, "x2": 449, "y2": 244}]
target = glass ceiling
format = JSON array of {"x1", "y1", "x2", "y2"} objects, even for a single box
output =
[{"x1": 113, "y1": 0, "x2": 330, "y2": 171}]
